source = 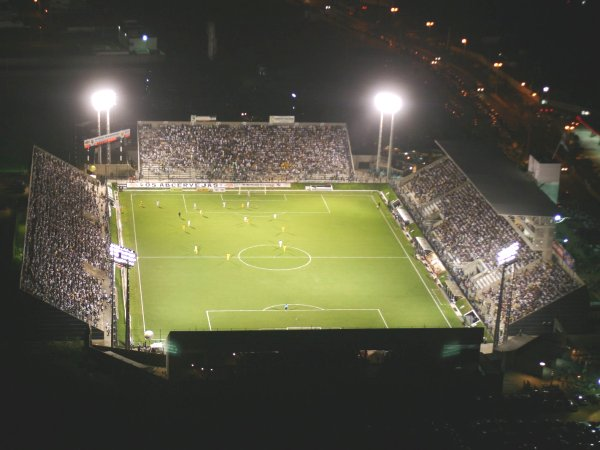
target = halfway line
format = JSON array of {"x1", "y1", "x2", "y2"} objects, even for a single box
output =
[{"x1": 138, "y1": 255, "x2": 408, "y2": 260}]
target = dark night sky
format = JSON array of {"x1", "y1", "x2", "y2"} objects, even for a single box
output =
[
  {"x1": 0, "y1": 0, "x2": 597, "y2": 166},
  {"x1": 400, "y1": 0, "x2": 598, "y2": 108}
]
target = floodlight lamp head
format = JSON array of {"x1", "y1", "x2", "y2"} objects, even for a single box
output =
[
  {"x1": 91, "y1": 89, "x2": 117, "y2": 112},
  {"x1": 375, "y1": 92, "x2": 403, "y2": 114},
  {"x1": 497, "y1": 242, "x2": 520, "y2": 266}
]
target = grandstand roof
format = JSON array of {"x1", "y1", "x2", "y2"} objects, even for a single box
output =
[
  {"x1": 435, "y1": 140, "x2": 558, "y2": 217},
  {"x1": 167, "y1": 328, "x2": 483, "y2": 355}
]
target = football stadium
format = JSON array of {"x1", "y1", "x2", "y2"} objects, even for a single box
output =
[{"x1": 20, "y1": 117, "x2": 590, "y2": 380}]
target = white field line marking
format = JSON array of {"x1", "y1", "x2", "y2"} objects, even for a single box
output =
[
  {"x1": 206, "y1": 308, "x2": 385, "y2": 327},
  {"x1": 263, "y1": 304, "x2": 325, "y2": 310},
  {"x1": 258, "y1": 327, "x2": 342, "y2": 330},
  {"x1": 373, "y1": 196, "x2": 452, "y2": 328},
  {"x1": 206, "y1": 308, "x2": 383, "y2": 313},
  {"x1": 321, "y1": 194, "x2": 331, "y2": 213},
  {"x1": 182, "y1": 194, "x2": 188, "y2": 214},
  {"x1": 130, "y1": 195, "x2": 147, "y2": 332},
  {"x1": 223, "y1": 199, "x2": 285, "y2": 202},
  {"x1": 205, "y1": 310, "x2": 212, "y2": 330},
  {"x1": 182, "y1": 211, "x2": 330, "y2": 215},
  {"x1": 138, "y1": 255, "x2": 408, "y2": 260},
  {"x1": 377, "y1": 309, "x2": 389, "y2": 328},
  {"x1": 430, "y1": 288, "x2": 444, "y2": 308},
  {"x1": 125, "y1": 190, "x2": 377, "y2": 197}
]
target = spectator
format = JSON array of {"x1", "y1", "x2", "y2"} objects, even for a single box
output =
[
  {"x1": 21, "y1": 147, "x2": 112, "y2": 328},
  {"x1": 138, "y1": 122, "x2": 354, "y2": 182}
]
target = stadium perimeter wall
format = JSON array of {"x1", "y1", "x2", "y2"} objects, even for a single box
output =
[{"x1": 166, "y1": 328, "x2": 483, "y2": 384}]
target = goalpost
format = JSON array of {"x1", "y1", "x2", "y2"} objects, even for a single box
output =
[{"x1": 236, "y1": 186, "x2": 268, "y2": 196}]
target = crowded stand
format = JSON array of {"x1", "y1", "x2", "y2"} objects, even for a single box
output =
[
  {"x1": 138, "y1": 122, "x2": 354, "y2": 182},
  {"x1": 395, "y1": 157, "x2": 580, "y2": 335},
  {"x1": 398, "y1": 157, "x2": 466, "y2": 206},
  {"x1": 21, "y1": 147, "x2": 111, "y2": 328}
]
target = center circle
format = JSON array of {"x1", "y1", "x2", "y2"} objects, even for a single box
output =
[{"x1": 237, "y1": 244, "x2": 312, "y2": 271}]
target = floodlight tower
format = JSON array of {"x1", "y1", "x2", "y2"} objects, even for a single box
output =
[
  {"x1": 91, "y1": 89, "x2": 117, "y2": 165},
  {"x1": 374, "y1": 92, "x2": 403, "y2": 179},
  {"x1": 493, "y1": 242, "x2": 519, "y2": 349}
]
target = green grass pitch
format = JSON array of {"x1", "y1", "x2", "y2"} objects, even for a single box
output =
[{"x1": 115, "y1": 190, "x2": 462, "y2": 343}]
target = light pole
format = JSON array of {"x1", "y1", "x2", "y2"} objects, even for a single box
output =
[
  {"x1": 91, "y1": 89, "x2": 117, "y2": 165},
  {"x1": 376, "y1": 111, "x2": 384, "y2": 174},
  {"x1": 374, "y1": 92, "x2": 403, "y2": 180},
  {"x1": 493, "y1": 242, "x2": 519, "y2": 349}
]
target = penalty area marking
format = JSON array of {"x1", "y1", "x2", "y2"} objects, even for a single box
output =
[
  {"x1": 259, "y1": 327, "x2": 342, "y2": 330},
  {"x1": 205, "y1": 307, "x2": 388, "y2": 330}
]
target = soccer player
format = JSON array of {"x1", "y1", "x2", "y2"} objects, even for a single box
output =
[
  {"x1": 178, "y1": 211, "x2": 181, "y2": 218},
  {"x1": 199, "y1": 209, "x2": 202, "y2": 216},
  {"x1": 243, "y1": 216, "x2": 248, "y2": 223},
  {"x1": 182, "y1": 224, "x2": 186, "y2": 232},
  {"x1": 283, "y1": 245, "x2": 287, "y2": 253},
  {"x1": 273, "y1": 213, "x2": 277, "y2": 220},
  {"x1": 241, "y1": 203, "x2": 245, "y2": 209},
  {"x1": 139, "y1": 200, "x2": 144, "y2": 208},
  {"x1": 193, "y1": 203, "x2": 197, "y2": 209},
  {"x1": 194, "y1": 245, "x2": 198, "y2": 255},
  {"x1": 284, "y1": 304, "x2": 288, "y2": 311},
  {"x1": 246, "y1": 201, "x2": 250, "y2": 208},
  {"x1": 156, "y1": 200, "x2": 160, "y2": 208},
  {"x1": 278, "y1": 240, "x2": 283, "y2": 248},
  {"x1": 281, "y1": 226, "x2": 285, "y2": 233},
  {"x1": 187, "y1": 219, "x2": 191, "y2": 227},
  {"x1": 226, "y1": 253, "x2": 231, "y2": 261},
  {"x1": 222, "y1": 201, "x2": 226, "y2": 208}
]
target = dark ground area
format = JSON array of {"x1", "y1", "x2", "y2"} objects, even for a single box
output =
[{"x1": 1, "y1": 2, "x2": 599, "y2": 447}]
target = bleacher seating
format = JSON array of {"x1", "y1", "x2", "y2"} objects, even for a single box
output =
[
  {"x1": 137, "y1": 122, "x2": 354, "y2": 182},
  {"x1": 395, "y1": 156, "x2": 580, "y2": 335},
  {"x1": 21, "y1": 147, "x2": 111, "y2": 329}
]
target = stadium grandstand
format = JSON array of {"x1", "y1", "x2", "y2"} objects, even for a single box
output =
[
  {"x1": 20, "y1": 147, "x2": 113, "y2": 333},
  {"x1": 393, "y1": 140, "x2": 587, "y2": 343},
  {"x1": 137, "y1": 121, "x2": 354, "y2": 182},
  {"x1": 18, "y1": 123, "x2": 590, "y2": 362}
]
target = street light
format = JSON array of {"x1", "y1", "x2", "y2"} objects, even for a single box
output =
[
  {"x1": 91, "y1": 89, "x2": 117, "y2": 165},
  {"x1": 554, "y1": 214, "x2": 569, "y2": 223},
  {"x1": 374, "y1": 92, "x2": 403, "y2": 180},
  {"x1": 493, "y1": 242, "x2": 519, "y2": 348}
]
